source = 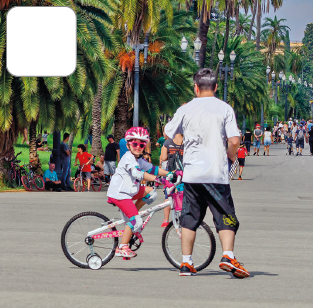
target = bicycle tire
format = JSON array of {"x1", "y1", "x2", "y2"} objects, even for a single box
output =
[
  {"x1": 21, "y1": 175, "x2": 32, "y2": 191},
  {"x1": 74, "y1": 177, "x2": 85, "y2": 192},
  {"x1": 91, "y1": 176, "x2": 102, "y2": 192},
  {"x1": 34, "y1": 175, "x2": 45, "y2": 190},
  {"x1": 162, "y1": 220, "x2": 216, "y2": 272},
  {"x1": 61, "y1": 212, "x2": 118, "y2": 269}
]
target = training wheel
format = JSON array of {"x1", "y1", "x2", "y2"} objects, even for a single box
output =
[
  {"x1": 88, "y1": 254, "x2": 102, "y2": 270},
  {"x1": 123, "y1": 257, "x2": 131, "y2": 260}
]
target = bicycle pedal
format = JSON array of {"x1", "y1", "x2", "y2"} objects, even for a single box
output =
[{"x1": 123, "y1": 257, "x2": 131, "y2": 261}]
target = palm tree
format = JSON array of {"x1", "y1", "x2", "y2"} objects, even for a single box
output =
[
  {"x1": 0, "y1": 0, "x2": 114, "y2": 178},
  {"x1": 262, "y1": 16, "x2": 290, "y2": 56},
  {"x1": 289, "y1": 52, "x2": 303, "y2": 76}
]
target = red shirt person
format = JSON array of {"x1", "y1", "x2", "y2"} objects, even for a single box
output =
[
  {"x1": 237, "y1": 143, "x2": 247, "y2": 180},
  {"x1": 74, "y1": 144, "x2": 94, "y2": 191}
]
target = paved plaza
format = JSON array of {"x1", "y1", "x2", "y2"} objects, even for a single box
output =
[{"x1": 0, "y1": 143, "x2": 313, "y2": 308}]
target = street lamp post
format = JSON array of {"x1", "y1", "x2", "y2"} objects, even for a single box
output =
[
  {"x1": 218, "y1": 50, "x2": 236, "y2": 102},
  {"x1": 180, "y1": 36, "x2": 202, "y2": 66},
  {"x1": 280, "y1": 74, "x2": 294, "y2": 121},
  {"x1": 131, "y1": 34, "x2": 149, "y2": 127}
]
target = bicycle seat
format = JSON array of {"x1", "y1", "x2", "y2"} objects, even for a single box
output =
[{"x1": 107, "y1": 198, "x2": 116, "y2": 206}]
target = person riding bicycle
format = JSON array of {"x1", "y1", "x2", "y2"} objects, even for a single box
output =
[
  {"x1": 74, "y1": 144, "x2": 94, "y2": 192},
  {"x1": 107, "y1": 127, "x2": 172, "y2": 258}
]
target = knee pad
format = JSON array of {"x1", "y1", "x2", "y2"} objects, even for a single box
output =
[
  {"x1": 126, "y1": 215, "x2": 143, "y2": 233},
  {"x1": 142, "y1": 187, "x2": 157, "y2": 205}
]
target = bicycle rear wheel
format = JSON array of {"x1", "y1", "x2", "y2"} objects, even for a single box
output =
[
  {"x1": 61, "y1": 212, "x2": 118, "y2": 268},
  {"x1": 34, "y1": 175, "x2": 45, "y2": 190},
  {"x1": 162, "y1": 220, "x2": 216, "y2": 272},
  {"x1": 91, "y1": 176, "x2": 102, "y2": 192},
  {"x1": 74, "y1": 177, "x2": 85, "y2": 192},
  {"x1": 21, "y1": 175, "x2": 32, "y2": 191}
]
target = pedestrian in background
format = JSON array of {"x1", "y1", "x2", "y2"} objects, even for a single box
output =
[
  {"x1": 60, "y1": 133, "x2": 74, "y2": 191},
  {"x1": 253, "y1": 124, "x2": 263, "y2": 156},
  {"x1": 237, "y1": 142, "x2": 247, "y2": 180},
  {"x1": 263, "y1": 127, "x2": 273, "y2": 156},
  {"x1": 243, "y1": 128, "x2": 252, "y2": 155}
]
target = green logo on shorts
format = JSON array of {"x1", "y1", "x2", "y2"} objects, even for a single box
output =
[{"x1": 223, "y1": 215, "x2": 237, "y2": 227}]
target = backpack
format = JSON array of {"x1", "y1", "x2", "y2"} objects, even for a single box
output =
[
  {"x1": 168, "y1": 147, "x2": 183, "y2": 171},
  {"x1": 298, "y1": 129, "x2": 304, "y2": 140}
]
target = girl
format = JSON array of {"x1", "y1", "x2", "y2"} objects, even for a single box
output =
[{"x1": 107, "y1": 127, "x2": 171, "y2": 258}]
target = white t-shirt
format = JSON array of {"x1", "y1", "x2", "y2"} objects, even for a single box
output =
[
  {"x1": 164, "y1": 97, "x2": 239, "y2": 184},
  {"x1": 264, "y1": 131, "x2": 272, "y2": 140},
  {"x1": 107, "y1": 151, "x2": 154, "y2": 200},
  {"x1": 279, "y1": 123, "x2": 283, "y2": 128},
  {"x1": 288, "y1": 121, "x2": 293, "y2": 128}
]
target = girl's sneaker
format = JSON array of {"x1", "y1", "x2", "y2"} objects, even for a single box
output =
[
  {"x1": 115, "y1": 246, "x2": 137, "y2": 258},
  {"x1": 161, "y1": 221, "x2": 169, "y2": 228}
]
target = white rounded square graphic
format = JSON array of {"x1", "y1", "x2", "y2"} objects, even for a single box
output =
[{"x1": 7, "y1": 7, "x2": 77, "y2": 77}]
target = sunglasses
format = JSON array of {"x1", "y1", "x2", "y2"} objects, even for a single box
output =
[{"x1": 129, "y1": 141, "x2": 146, "y2": 149}]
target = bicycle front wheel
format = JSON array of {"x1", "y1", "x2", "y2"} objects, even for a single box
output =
[
  {"x1": 34, "y1": 175, "x2": 45, "y2": 190},
  {"x1": 162, "y1": 221, "x2": 216, "y2": 272},
  {"x1": 21, "y1": 175, "x2": 32, "y2": 191},
  {"x1": 74, "y1": 177, "x2": 85, "y2": 192},
  {"x1": 61, "y1": 212, "x2": 118, "y2": 269},
  {"x1": 91, "y1": 176, "x2": 102, "y2": 192}
]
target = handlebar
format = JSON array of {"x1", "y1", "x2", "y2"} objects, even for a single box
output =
[{"x1": 164, "y1": 174, "x2": 182, "y2": 196}]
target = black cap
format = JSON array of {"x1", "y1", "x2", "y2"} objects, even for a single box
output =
[{"x1": 107, "y1": 134, "x2": 114, "y2": 139}]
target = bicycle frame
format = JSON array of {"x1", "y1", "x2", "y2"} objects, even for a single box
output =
[{"x1": 86, "y1": 176, "x2": 182, "y2": 241}]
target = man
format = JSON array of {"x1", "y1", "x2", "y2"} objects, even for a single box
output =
[
  {"x1": 165, "y1": 68, "x2": 249, "y2": 278},
  {"x1": 43, "y1": 163, "x2": 62, "y2": 192},
  {"x1": 253, "y1": 124, "x2": 263, "y2": 156},
  {"x1": 75, "y1": 144, "x2": 94, "y2": 191},
  {"x1": 103, "y1": 135, "x2": 120, "y2": 182},
  {"x1": 300, "y1": 118, "x2": 306, "y2": 126},
  {"x1": 84, "y1": 126, "x2": 93, "y2": 151},
  {"x1": 294, "y1": 124, "x2": 307, "y2": 156},
  {"x1": 307, "y1": 119, "x2": 313, "y2": 132},
  {"x1": 60, "y1": 133, "x2": 74, "y2": 191},
  {"x1": 288, "y1": 118, "x2": 293, "y2": 133}
]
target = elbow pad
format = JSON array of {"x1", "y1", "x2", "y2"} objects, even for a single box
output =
[
  {"x1": 146, "y1": 166, "x2": 159, "y2": 176},
  {"x1": 142, "y1": 187, "x2": 157, "y2": 205},
  {"x1": 130, "y1": 166, "x2": 145, "y2": 181},
  {"x1": 127, "y1": 215, "x2": 143, "y2": 233}
]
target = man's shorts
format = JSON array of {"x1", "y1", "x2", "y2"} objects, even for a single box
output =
[
  {"x1": 82, "y1": 172, "x2": 91, "y2": 179},
  {"x1": 84, "y1": 134, "x2": 93, "y2": 145},
  {"x1": 103, "y1": 161, "x2": 116, "y2": 175},
  {"x1": 296, "y1": 139, "x2": 304, "y2": 149},
  {"x1": 238, "y1": 158, "x2": 245, "y2": 167},
  {"x1": 180, "y1": 183, "x2": 239, "y2": 234},
  {"x1": 253, "y1": 140, "x2": 261, "y2": 148}
]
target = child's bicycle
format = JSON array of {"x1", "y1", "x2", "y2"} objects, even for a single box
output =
[
  {"x1": 73, "y1": 164, "x2": 102, "y2": 192},
  {"x1": 21, "y1": 162, "x2": 45, "y2": 191},
  {"x1": 61, "y1": 173, "x2": 216, "y2": 271}
]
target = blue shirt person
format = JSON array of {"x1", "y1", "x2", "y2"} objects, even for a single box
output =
[
  {"x1": 43, "y1": 163, "x2": 62, "y2": 191},
  {"x1": 119, "y1": 138, "x2": 129, "y2": 158}
]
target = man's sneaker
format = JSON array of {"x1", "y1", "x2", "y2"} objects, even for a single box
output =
[
  {"x1": 238, "y1": 176, "x2": 242, "y2": 180},
  {"x1": 179, "y1": 262, "x2": 197, "y2": 276},
  {"x1": 86, "y1": 189, "x2": 90, "y2": 192},
  {"x1": 219, "y1": 255, "x2": 250, "y2": 278},
  {"x1": 115, "y1": 246, "x2": 137, "y2": 258},
  {"x1": 300, "y1": 153, "x2": 302, "y2": 156},
  {"x1": 253, "y1": 152, "x2": 256, "y2": 156},
  {"x1": 263, "y1": 152, "x2": 265, "y2": 156},
  {"x1": 296, "y1": 152, "x2": 299, "y2": 156}
]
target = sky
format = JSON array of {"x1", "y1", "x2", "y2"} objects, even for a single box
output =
[{"x1": 261, "y1": 0, "x2": 313, "y2": 42}]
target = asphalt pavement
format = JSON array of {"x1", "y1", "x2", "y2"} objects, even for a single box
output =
[{"x1": 0, "y1": 143, "x2": 313, "y2": 308}]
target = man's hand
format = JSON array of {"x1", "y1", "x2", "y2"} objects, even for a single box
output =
[{"x1": 74, "y1": 163, "x2": 78, "y2": 166}]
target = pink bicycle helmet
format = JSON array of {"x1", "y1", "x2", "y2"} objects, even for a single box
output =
[{"x1": 125, "y1": 127, "x2": 150, "y2": 142}]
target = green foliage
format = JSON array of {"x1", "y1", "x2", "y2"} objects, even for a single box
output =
[{"x1": 302, "y1": 23, "x2": 313, "y2": 84}]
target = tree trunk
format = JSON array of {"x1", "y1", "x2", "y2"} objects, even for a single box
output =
[
  {"x1": 256, "y1": 0, "x2": 261, "y2": 50},
  {"x1": 210, "y1": 12, "x2": 221, "y2": 69},
  {"x1": 90, "y1": 83, "x2": 104, "y2": 157},
  {"x1": 223, "y1": 9, "x2": 230, "y2": 55},
  {"x1": 198, "y1": 6, "x2": 211, "y2": 69},
  {"x1": 68, "y1": 110, "x2": 80, "y2": 161},
  {"x1": 0, "y1": 129, "x2": 15, "y2": 184},
  {"x1": 235, "y1": 6, "x2": 240, "y2": 36},
  {"x1": 29, "y1": 120, "x2": 42, "y2": 175},
  {"x1": 114, "y1": 84, "x2": 129, "y2": 143},
  {"x1": 248, "y1": 1, "x2": 257, "y2": 41}
]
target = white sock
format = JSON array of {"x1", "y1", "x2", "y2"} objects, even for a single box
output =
[
  {"x1": 182, "y1": 255, "x2": 193, "y2": 265},
  {"x1": 223, "y1": 251, "x2": 234, "y2": 259},
  {"x1": 119, "y1": 244, "x2": 128, "y2": 249}
]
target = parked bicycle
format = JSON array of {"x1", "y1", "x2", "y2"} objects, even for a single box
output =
[
  {"x1": 21, "y1": 162, "x2": 45, "y2": 191},
  {"x1": 2, "y1": 152, "x2": 25, "y2": 188},
  {"x1": 73, "y1": 164, "x2": 102, "y2": 192},
  {"x1": 61, "y1": 173, "x2": 216, "y2": 270}
]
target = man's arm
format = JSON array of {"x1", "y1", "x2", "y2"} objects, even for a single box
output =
[
  {"x1": 116, "y1": 149, "x2": 120, "y2": 162},
  {"x1": 227, "y1": 136, "x2": 240, "y2": 162},
  {"x1": 164, "y1": 108, "x2": 184, "y2": 139}
]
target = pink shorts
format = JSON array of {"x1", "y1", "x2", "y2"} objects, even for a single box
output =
[{"x1": 107, "y1": 186, "x2": 146, "y2": 218}]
